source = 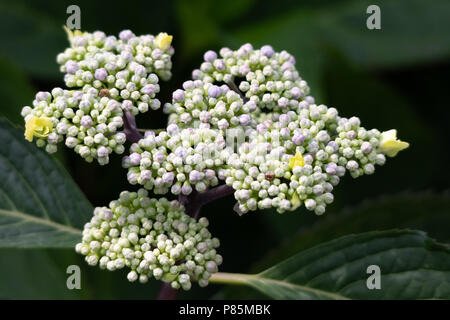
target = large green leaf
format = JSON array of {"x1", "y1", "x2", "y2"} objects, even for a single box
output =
[
  {"x1": 0, "y1": 2, "x2": 65, "y2": 79},
  {"x1": 210, "y1": 230, "x2": 450, "y2": 299},
  {"x1": 256, "y1": 192, "x2": 450, "y2": 272},
  {"x1": 0, "y1": 119, "x2": 91, "y2": 248},
  {"x1": 0, "y1": 59, "x2": 35, "y2": 125},
  {"x1": 232, "y1": 0, "x2": 450, "y2": 70}
]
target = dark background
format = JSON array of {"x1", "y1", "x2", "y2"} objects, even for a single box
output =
[{"x1": 0, "y1": 0, "x2": 449, "y2": 299}]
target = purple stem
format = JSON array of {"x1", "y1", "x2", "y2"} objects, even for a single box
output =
[
  {"x1": 123, "y1": 111, "x2": 143, "y2": 143},
  {"x1": 156, "y1": 283, "x2": 178, "y2": 300}
]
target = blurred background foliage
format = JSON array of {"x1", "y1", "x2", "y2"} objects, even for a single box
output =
[{"x1": 0, "y1": 0, "x2": 449, "y2": 299}]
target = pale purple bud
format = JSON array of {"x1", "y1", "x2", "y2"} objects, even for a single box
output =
[
  {"x1": 281, "y1": 61, "x2": 293, "y2": 71},
  {"x1": 140, "y1": 170, "x2": 152, "y2": 181},
  {"x1": 245, "y1": 100, "x2": 257, "y2": 112},
  {"x1": 192, "y1": 69, "x2": 202, "y2": 80},
  {"x1": 313, "y1": 184, "x2": 324, "y2": 195},
  {"x1": 199, "y1": 111, "x2": 211, "y2": 123},
  {"x1": 203, "y1": 50, "x2": 217, "y2": 62},
  {"x1": 347, "y1": 130, "x2": 357, "y2": 139},
  {"x1": 280, "y1": 127, "x2": 290, "y2": 138},
  {"x1": 167, "y1": 124, "x2": 179, "y2": 136},
  {"x1": 327, "y1": 141, "x2": 339, "y2": 152},
  {"x1": 240, "y1": 43, "x2": 253, "y2": 54},
  {"x1": 260, "y1": 45, "x2": 274, "y2": 58},
  {"x1": 290, "y1": 87, "x2": 302, "y2": 99},
  {"x1": 127, "y1": 172, "x2": 138, "y2": 184},
  {"x1": 181, "y1": 184, "x2": 192, "y2": 195},
  {"x1": 122, "y1": 156, "x2": 131, "y2": 168},
  {"x1": 292, "y1": 134, "x2": 305, "y2": 145},
  {"x1": 289, "y1": 56, "x2": 296, "y2": 65},
  {"x1": 305, "y1": 96, "x2": 315, "y2": 104},
  {"x1": 336, "y1": 166, "x2": 346, "y2": 176},
  {"x1": 120, "y1": 50, "x2": 133, "y2": 62},
  {"x1": 97, "y1": 146, "x2": 109, "y2": 158},
  {"x1": 298, "y1": 100, "x2": 309, "y2": 109},
  {"x1": 129, "y1": 153, "x2": 141, "y2": 166},
  {"x1": 36, "y1": 91, "x2": 51, "y2": 102},
  {"x1": 72, "y1": 36, "x2": 87, "y2": 47},
  {"x1": 189, "y1": 170, "x2": 202, "y2": 182},
  {"x1": 326, "y1": 163, "x2": 337, "y2": 175},
  {"x1": 134, "y1": 65, "x2": 146, "y2": 77},
  {"x1": 102, "y1": 209, "x2": 113, "y2": 221},
  {"x1": 174, "y1": 146, "x2": 187, "y2": 158},
  {"x1": 172, "y1": 89, "x2": 185, "y2": 102},
  {"x1": 162, "y1": 172, "x2": 175, "y2": 184},
  {"x1": 208, "y1": 85, "x2": 221, "y2": 98},
  {"x1": 217, "y1": 119, "x2": 229, "y2": 130},
  {"x1": 65, "y1": 60, "x2": 79, "y2": 74},
  {"x1": 94, "y1": 68, "x2": 107, "y2": 81},
  {"x1": 346, "y1": 160, "x2": 359, "y2": 171},
  {"x1": 239, "y1": 114, "x2": 251, "y2": 126},
  {"x1": 205, "y1": 169, "x2": 215, "y2": 180},
  {"x1": 119, "y1": 29, "x2": 134, "y2": 41},
  {"x1": 220, "y1": 85, "x2": 230, "y2": 94},
  {"x1": 279, "y1": 114, "x2": 291, "y2": 125},
  {"x1": 239, "y1": 64, "x2": 250, "y2": 76},
  {"x1": 361, "y1": 142, "x2": 373, "y2": 154},
  {"x1": 80, "y1": 115, "x2": 93, "y2": 128},
  {"x1": 141, "y1": 84, "x2": 156, "y2": 95},
  {"x1": 214, "y1": 59, "x2": 226, "y2": 71},
  {"x1": 206, "y1": 261, "x2": 218, "y2": 273},
  {"x1": 121, "y1": 100, "x2": 133, "y2": 111},
  {"x1": 154, "y1": 152, "x2": 164, "y2": 163},
  {"x1": 257, "y1": 123, "x2": 267, "y2": 134}
]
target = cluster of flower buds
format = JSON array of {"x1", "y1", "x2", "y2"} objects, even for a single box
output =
[
  {"x1": 23, "y1": 31, "x2": 410, "y2": 291},
  {"x1": 22, "y1": 87, "x2": 127, "y2": 164},
  {"x1": 76, "y1": 189, "x2": 222, "y2": 290},
  {"x1": 22, "y1": 29, "x2": 174, "y2": 164},
  {"x1": 221, "y1": 105, "x2": 339, "y2": 214},
  {"x1": 192, "y1": 44, "x2": 314, "y2": 116},
  {"x1": 123, "y1": 125, "x2": 230, "y2": 195},
  {"x1": 58, "y1": 28, "x2": 174, "y2": 84},
  {"x1": 164, "y1": 80, "x2": 257, "y2": 130},
  {"x1": 222, "y1": 103, "x2": 408, "y2": 214}
]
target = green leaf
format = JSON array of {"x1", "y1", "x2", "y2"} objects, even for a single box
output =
[
  {"x1": 0, "y1": 119, "x2": 91, "y2": 248},
  {"x1": 210, "y1": 230, "x2": 450, "y2": 299},
  {"x1": 318, "y1": 0, "x2": 450, "y2": 68},
  {"x1": 0, "y1": 59, "x2": 35, "y2": 125},
  {"x1": 256, "y1": 192, "x2": 450, "y2": 272},
  {"x1": 0, "y1": 249, "x2": 81, "y2": 299},
  {"x1": 232, "y1": 0, "x2": 450, "y2": 71},
  {"x1": 0, "y1": 2, "x2": 65, "y2": 79}
]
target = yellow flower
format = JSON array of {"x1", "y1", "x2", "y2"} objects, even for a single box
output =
[
  {"x1": 379, "y1": 129, "x2": 409, "y2": 157},
  {"x1": 24, "y1": 117, "x2": 53, "y2": 142},
  {"x1": 289, "y1": 151, "x2": 305, "y2": 169},
  {"x1": 63, "y1": 26, "x2": 87, "y2": 41},
  {"x1": 154, "y1": 32, "x2": 173, "y2": 50}
]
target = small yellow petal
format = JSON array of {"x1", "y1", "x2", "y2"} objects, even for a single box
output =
[
  {"x1": 154, "y1": 32, "x2": 173, "y2": 50},
  {"x1": 289, "y1": 152, "x2": 305, "y2": 169},
  {"x1": 25, "y1": 117, "x2": 37, "y2": 142},
  {"x1": 24, "y1": 117, "x2": 53, "y2": 142},
  {"x1": 381, "y1": 140, "x2": 409, "y2": 157},
  {"x1": 379, "y1": 129, "x2": 409, "y2": 157}
]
